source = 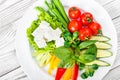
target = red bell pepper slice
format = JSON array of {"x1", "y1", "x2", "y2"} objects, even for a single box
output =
[
  {"x1": 72, "y1": 63, "x2": 79, "y2": 80},
  {"x1": 55, "y1": 68, "x2": 66, "y2": 80}
]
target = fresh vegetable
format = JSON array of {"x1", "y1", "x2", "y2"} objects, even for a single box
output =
[
  {"x1": 85, "y1": 60, "x2": 110, "y2": 66},
  {"x1": 97, "y1": 50, "x2": 112, "y2": 58},
  {"x1": 90, "y1": 36, "x2": 110, "y2": 42},
  {"x1": 68, "y1": 20, "x2": 82, "y2": 33},
  {"x1": 71, "y1": 63, "x2": 79, "y2": 80},
  {"x1": 78, "y1": 44, "x2": 97, "y2": 63},
  {"x1": 95, "y1": 42, "x2": 112, "y2": 49},
  {"x1": 79, "y1": 28, "x2": 93, "y2": 41},
  {"x1": 54, "y1": 46, "x2": 75, "y2": 68},
  {"x1": 63, "y1": 31, "x2": 80, "y2": 48},
  {"x1": 48, "y1": 56, "x2": 56, "y2": 74},
  {"x1": 80, "y1": 64, "x2": 98, "y2": 79},
  {"x1": 62, "y1": 68, "x2": 73, "y2": 80},
  {"x1": 26, "y1": 0, "x2": 113, "y2": 79},
  {"x1": 33, "y1": 40, "x2": 56, "y2": 66},
  {"x1": 81, "y1": 49, "x2": 112, "y2": 58},
  {"x1": 79, "y1": 40, "x2": 97, "y2": 49},
  {"x1": 53, "y1": 0, "x2": 69, "y2": 23},
  {"x1": 89, "y1": 22, "x2": 101, "y2": 35},
  {"x1": 81, "y1": 12, "x2": 93, "y2": 26},
  {"x1": 55, "y1": 68, "x2": 66, "y2": 80},
  {"x1": 68, "y1": 7, "x2": 81, "y2": 19}
]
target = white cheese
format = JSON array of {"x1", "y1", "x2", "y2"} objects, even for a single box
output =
[{"x1": 32, "y1": 21, "x2": 64, "y2": 48}]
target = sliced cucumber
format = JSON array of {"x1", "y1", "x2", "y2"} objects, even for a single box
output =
[
  {"x1": 80, "y1": 49, "x2": 112, "y2": 58},
  {"x1": 85, "y1": 60, "x2": 110, "y2": 66},
  {"x1": 95, "y1": 42, "x2": 112, "y2": 49},
  {"x1": 97, "y1": 50, "x2": 112, "y2": 58},
  {"x1": 90, "y1": 36, "x2": 110, "y2": 42}
]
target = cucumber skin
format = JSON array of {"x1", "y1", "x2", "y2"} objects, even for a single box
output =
[
  {"x1": 80, "y1": 49, "x2": 113, "y2": 58},
  {"x1": 97, "y1": 50, "x2": 113, "y2": 58},
  {"x1": 85, "y1": 60, "x2": 110, "y2": 66},
  {"x1": 90, "y1": 36, "x2": 110, "y2": 42},
  {"x1": 95, "y1": 42, "x2": 112, "y2": 49}
]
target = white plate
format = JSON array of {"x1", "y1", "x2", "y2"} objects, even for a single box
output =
[{"x1": 15, "y1": 0, "x2": 117, "y2": 80}]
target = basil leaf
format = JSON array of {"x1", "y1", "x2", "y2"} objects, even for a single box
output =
[
  {"x1": 53, "y1": 46, "x2": 73, "y2": 60},
  {"x1": 79, "y1": 54, "x2": 96, "y2": 63},
  {"x1": 58, "y1": 59, "x2": 75, "y2": 68},
  {"x1": 79, "y1": 40, "x2": 97, "y2": 49},
  {"x1": 85, "y1": 44, "x2": 97, "y2": 55}
]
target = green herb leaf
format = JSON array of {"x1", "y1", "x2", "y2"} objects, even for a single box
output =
[
  {"x1": 79, "y1": 40, "x2": 97, "y2": 49},
  {"x1": 73, "y1": 31, "x2": 79, "y2": 40},
  {"x1": 81, "y1": 72, "x2": 88, "y2": 79},
  {"x1": 79, "y1": 54, "x2": 96, "y2": 63},
  {"x1": 58, "y1": 59, "x2": 75, "y2": 68},
  {"x1": 85, "y1": 44, "x2": 97, "y2": 55},
  {"x1": 53, "y1": 46, "x2": 73, "y2": 60},
  {"x1": 91, "y1": 64, "x2": 99, "y2": 70}
]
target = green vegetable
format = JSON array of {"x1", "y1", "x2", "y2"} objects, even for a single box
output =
[
  {"x1": 81, "y1": 72, "x2": 88, "y2": 79},
  {"x1": 88, "y1": 69, "x2": 95, "y2": 77},
  {"x1": 95, "y1": 42, "x2": 112, "y2": 49},
  {"x1": 63, "y1": 31, "x2": 80, "y2": 48},
  {"x1": 90, "y1": 36, "x2": 110, "y2": 42},
  {"x1": 58, "y1": 59, "x2": 75, "y2": 68},
  {"x1": 44, "y1": 0, "x2": 68, "y2": 31},
  {"x1": 33, "y1": 40, "x2": 56, "y2": 66},
  {"x1": 77, "y1": 44, "x2": 97, "y2": 63},
  {"x1": 53, "y1": 46, "x2": 75, "y2": 68},
  {"x1": 53, "y1": 46, "x2": 73, "y2": 60},
  {"x1": 91, "y1": 64, "x2": 99, "y2": 70},
  {"x1": 53, "y1": 0, "x2": 69, "y2": 23},
  {"x1": 36, "y1": 6, "x2": 62, "y2": 30},
  {"x1": 85, "y1": 44, "x2": 97, "y2": 55},
  {"x1": 97, "y1": 49, "x2": 112, "y2": 58},
  {"x1": 78, "y1": 54, "x2": 96, "y2": 63},
  {"x1": 79, "y1": 40, "x2": 97, "y2": 49},
  {"x1": 78, "y1": 63, "x2": 85, "y2": 70},
  {"x1": 85, "y1": 60, "x2": 110, "y2": 66},
  {"x1": 27, "y1": 20, "x2": 40, "y2": 51}
]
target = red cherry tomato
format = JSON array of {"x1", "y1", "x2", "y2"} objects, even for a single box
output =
[
  {"x1": 68, "y1": 20, "x2": 82, "y2": 33},
  {"x1": 68, "y1": 7, "x2": 81, "y2": 19},
  {"x1": 89, "y1": 22, "x2": 101, "y2": 35},
  {"x1": 79, "y1": 28, "x2": 92, "y2": 41},
  {"x1": 81, "y1": 12, "x2": 93, "y2": 26}
]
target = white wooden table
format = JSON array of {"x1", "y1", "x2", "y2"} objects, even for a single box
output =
[{"x1": 0, "y1": 0, "x2": 120, "y2": 80}]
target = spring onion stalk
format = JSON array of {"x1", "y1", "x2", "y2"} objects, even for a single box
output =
[
  {"x1": 53, "y1": 0, "x2": 69, "y2": 23},
  {"x1": 44, "y1": 1, "x2": 68, "y2": 31}
]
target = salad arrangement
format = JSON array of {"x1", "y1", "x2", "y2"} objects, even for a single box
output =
[{"x1": 27, "y1": 0, "x2": 112, "y2": 80}]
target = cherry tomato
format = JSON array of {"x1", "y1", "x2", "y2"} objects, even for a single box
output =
[
  {"x1": 81, "y1": 12, "x2": 93, "y2": 26},
  {"x1": 68, "y1": 20, "x2": 82, "y2": 33},
  {"x1": 89, "y1": 22, "x2": 101, "y2": 35},
  {"x1": 68, "y1": 7, "x2": 81, "y2": 19},
  {"x1": 79, "y1": 28, "x2": 92, "y2": 41}
]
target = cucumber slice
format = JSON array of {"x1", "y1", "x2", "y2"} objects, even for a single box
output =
[
  {"x1": 95, "y1": 42, "x2": 112, "y2": 49},
  {"x1": 97, "y1": 50, "x2": 112, "y2": 58},
  {"x1": 90, "y1": 36, "x2": 110, "y2": 42},
  {"x1": 80, "y1": 49, "x2": 112, "y2": 58},
  {"x1": 85, "y1": 60, "x2": 110, "y2": 66}
]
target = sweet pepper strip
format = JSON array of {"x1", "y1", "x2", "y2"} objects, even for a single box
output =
[
  {"x1": 48, "y1": 56, "x2": 56, "y2": 74},
  {"x1": 62, "y1": 68, "x2": 73, "y2": 80},
  {"x1": 71, "y1": 63, "x2": 79, "y2": 80},
  {"x1": 55, "y1": 68, "x2": 66, "y2": 80}
]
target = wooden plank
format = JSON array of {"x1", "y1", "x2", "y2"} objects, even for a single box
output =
[
  {"x1": 103, "y1": 65, "x2": 120, "y2": 80},
  {"x1": 0, "y1": 67, "x2": 29, "y2": 80},
  {"x1": 0, "y1": 0, "x2": 36, "y2": 27},
  {"x1": 0, "y1": 52, "x2": 20, "y2": 77},
  {"x1": 102, "y1": 0, "x2": 120, "y2": 19}
]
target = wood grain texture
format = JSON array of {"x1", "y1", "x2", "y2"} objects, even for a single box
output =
[{"x1": 0, "y1": 0, "x2": 120, "y2": 80}]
